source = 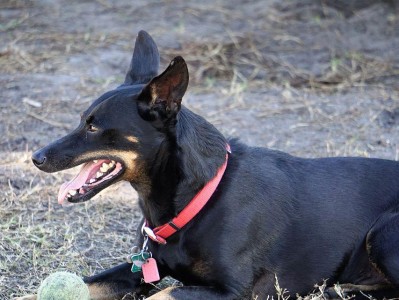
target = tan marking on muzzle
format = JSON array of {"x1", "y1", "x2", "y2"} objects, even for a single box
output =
[
  {"x1": 74, "y1": 150, "x2": 138, "y2": 166},
  {"x1": 122, "y1": 159, "x2": 151, "y2": 199},
  {"x1": 125, "y1": 135, "x2": 139, "y2": 143}
]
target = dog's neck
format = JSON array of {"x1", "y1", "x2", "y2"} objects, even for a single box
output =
[{"x1": 136, "y1": 106, "x2": 227, "y2": 227}]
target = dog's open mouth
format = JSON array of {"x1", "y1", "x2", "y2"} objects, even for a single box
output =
[{"x1": 58, "y1": 159, "x2": 124, "y2": 205}]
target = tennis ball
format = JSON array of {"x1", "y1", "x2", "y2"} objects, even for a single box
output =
[{"x1": 37, "y1": 271, "x2": 90, "y2": 300}]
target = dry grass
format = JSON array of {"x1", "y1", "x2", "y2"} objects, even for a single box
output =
[
  {"x1": 165, "y1": 35, "x2": 399, "y2": 92},
  {"x1": 0, "y1": 152, "x2": 140, "y2": 298},
  {"x1": 0, "y1": 32, "x2": 131, "y2": 74},
  {"x1": 261, "y1": 278, "x2": 359, "y2": 300}
]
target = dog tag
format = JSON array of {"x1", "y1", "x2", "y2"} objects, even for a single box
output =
[
  {"x1": 142, "y1": 258, "x2": 160, "y2": 283},
  {"x1": 131, "y1": 251, "x2": 151, "y2": 273}
]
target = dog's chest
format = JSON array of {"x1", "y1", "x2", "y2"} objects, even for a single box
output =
[{"x1": 154, "y1": 245, "x2": 216, "y2": 285}]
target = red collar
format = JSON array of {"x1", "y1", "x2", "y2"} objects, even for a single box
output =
[{"x1": 142, "y1": 145, "x2": 231, "y2": 244}]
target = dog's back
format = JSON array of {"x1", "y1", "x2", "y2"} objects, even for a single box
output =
[{"x1": 165, "y1": 139, "x2": 399, "y2": 296}]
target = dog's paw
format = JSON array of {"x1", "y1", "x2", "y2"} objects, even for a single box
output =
[{"x1": 13, "y1": 295, "x2": 37, "y2": 300}]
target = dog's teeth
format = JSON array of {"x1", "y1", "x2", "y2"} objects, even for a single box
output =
[
  {"x1": 93, "y1": 160, "x2": 98, "y2": 163},
  {"x1": 89, "y1": 178, "x2": 96, "y2": 184},
  {"x1": 79, "y1": 188, "x2": 85, "y2": 194},
  {"x1": 100, "y1": 163, "x2": 110, "y2": 173},
  {"x1": 96, "y1": 172, "x2": 103, "y2": 178},
  {"x1": 109, "y1": 161, "x2": 115, "y2": 167},
  {"x1": 69, "y1": 190, "x2": 77, "y2": 196}
]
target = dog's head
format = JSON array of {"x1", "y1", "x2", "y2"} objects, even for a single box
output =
[{"x1": 32, "y1": 31, "x2": 188, "y2": 205}]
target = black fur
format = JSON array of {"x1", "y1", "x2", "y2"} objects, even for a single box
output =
[{"x1": 31, "y1": 31, "x2": 399, "y2": 299}]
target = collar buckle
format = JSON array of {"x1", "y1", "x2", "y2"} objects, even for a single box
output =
[{"x1": 142, "y1": 224, "x2": 167, "y2": 245}]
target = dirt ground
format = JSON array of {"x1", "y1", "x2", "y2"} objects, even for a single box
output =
[{"x1": 1, "y1": 0, "x2": 399, "y2": 299}]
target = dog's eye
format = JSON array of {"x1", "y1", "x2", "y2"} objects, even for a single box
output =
[{"x1": 87, "y1": 124, "x2": 98, "y2": 132}]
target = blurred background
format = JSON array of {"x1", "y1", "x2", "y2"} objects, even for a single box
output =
[{"x1": 1, "y1": 0, "x2": 398, "y2": 298}]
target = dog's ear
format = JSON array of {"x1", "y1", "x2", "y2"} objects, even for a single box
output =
[
  {"x1": 137, "y1": 56, "x2": 189, "y2": 123},
  {"x1": 123, "y1": 30, "x2": 160, "y2": 86}
]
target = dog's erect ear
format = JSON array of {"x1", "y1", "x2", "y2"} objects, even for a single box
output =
[
  {"x1": 123, "y1": 30, "x2": 160, "y2": 85},
  {"x1": 137, "y1": 56, "x2": 189, "y2": 122}
]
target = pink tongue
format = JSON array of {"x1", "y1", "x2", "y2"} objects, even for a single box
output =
[{"x1": 58, "y1": 160, "x2": 107, "y2": 205}]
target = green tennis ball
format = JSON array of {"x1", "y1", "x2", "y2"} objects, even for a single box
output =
[{"x1": 37, "y1": 271, "x2": 90, "y2": 300}]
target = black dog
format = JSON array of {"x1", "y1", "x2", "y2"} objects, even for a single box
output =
[{"x1": 26, "y1": 31, "x2": 399, "y2": 299}]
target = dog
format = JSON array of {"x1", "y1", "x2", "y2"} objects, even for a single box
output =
[{"x1": 21, "y1": 30, "x2": 399, "y2": 299}]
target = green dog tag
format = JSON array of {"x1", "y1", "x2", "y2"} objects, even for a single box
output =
[{"x1": 131, "y1": 251, "x2": 151, "y2": 273}]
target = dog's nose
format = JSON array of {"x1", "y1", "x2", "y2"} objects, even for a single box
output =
[{"x1": 32, "y1": 150, "x2": 46, "y2": 167}]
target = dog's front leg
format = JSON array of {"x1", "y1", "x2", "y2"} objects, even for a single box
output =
[
  {"x1": 84, "y1": 262, "x2": 153, "y2": 299},
  {"x1": 14, "y1": 263, "x2": 150, "y2": 300},
  {"x1": 146, "y1": 286, "x2": 238, "y2": 300}
]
